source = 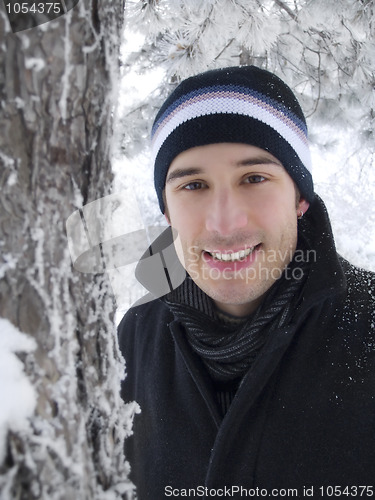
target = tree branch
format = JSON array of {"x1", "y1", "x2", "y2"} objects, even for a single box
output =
[{"x1": 274, "y1": 0, "x2": 298, "y2": 21}]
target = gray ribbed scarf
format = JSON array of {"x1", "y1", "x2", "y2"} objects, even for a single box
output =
[{"x1": 164, "y1": 254, "x2": 309, "y2": 383}]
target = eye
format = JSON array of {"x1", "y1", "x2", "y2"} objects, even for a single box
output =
[
  {"x1": 243, "y1": 174, "x2": 266, "y2": 184},
  {"x1": 182, "y1": 181, "x2": 206, "y2": 191}
]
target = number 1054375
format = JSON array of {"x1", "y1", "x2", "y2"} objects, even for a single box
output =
[
  {"x1": 319, "y1": 486, "x2": 374, "y2": 497},
  {"x1": 6, "y1": 3, "x2": 62, "y2": 15}
]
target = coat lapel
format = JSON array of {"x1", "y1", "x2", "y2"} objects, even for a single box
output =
[{"x1": 170, "y1": 320, "x2": 223, "y2": 428}]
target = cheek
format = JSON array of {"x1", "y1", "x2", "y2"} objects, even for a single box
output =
[
  {"x1": 249, "y1": 190, "x2": 297, "y2": 232},
  {"x1": 173, "y1": 234, "x2": 188, "y2": 268},
  {"x1": 167, "y1": 196, "x2": 203, "y2": 239},
  {"x1": 168, "y1": 209, "x2": 199, "y2": 261}
]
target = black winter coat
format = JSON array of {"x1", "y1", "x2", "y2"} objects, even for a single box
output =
[{"x1": 118, "y1": 196, "x2": 375, "y2": 499}]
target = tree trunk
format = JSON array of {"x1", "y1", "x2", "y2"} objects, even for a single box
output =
[{"x1": 0, "y1": 1, "x2": 136, "y2": 498}]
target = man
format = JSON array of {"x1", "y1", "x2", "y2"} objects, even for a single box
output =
[{"x1": 118, "y1": 66, "x2": 375, "y2": 499}]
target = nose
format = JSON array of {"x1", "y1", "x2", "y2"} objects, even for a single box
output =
[{"x1": 205, "y1": 189, "x2": 248, "y2": 236}]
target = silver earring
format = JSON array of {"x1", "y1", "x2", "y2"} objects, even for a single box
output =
[{"x1": 298, "y1": 210, "x2": 304, "y2": 220}]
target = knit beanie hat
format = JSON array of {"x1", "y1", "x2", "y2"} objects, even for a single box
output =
[{"x1": 151, "y1": 65, "x2": 314, "y2": 213}]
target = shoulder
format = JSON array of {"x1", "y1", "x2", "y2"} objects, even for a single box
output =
[
  {"x1": 118, "y1": 296, "x2": 173, "y2": 330},
  {"x1": 117, "y1": 297, "x2": 176, "y2": 401},
  {"x1": 340, "y1": 256, "x2": 375, "y2": 302},
  {"x1": 117, "y1": 297, "x2": 174, "y2": 355},
  {"x1": 336, "y1": 257, "x2": 375, "y2": 340}
]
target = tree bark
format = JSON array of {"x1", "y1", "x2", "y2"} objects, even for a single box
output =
[{"x1": 0, "y1": 1, "x2": 135, "y2": 498}]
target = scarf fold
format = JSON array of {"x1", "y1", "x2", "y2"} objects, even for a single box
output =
[{"x1": 164, "y1": 248, "x2": 309, "y2": 383}]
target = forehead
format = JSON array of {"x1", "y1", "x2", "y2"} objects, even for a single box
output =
[{"x1": 166, "y1": 143, "x2": 284, "y2": 177}]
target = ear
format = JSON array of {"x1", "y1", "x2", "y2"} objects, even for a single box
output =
[{"x1": 297, "y1": 198, "x2": 310, "y2": 217}]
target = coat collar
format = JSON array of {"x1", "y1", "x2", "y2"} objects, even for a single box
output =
[{"x1": 296, "y1": 194, "x2": 346, "y2": 315}]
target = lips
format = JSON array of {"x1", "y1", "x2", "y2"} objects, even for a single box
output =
[{"x1": 202, "y1": 244, "x2": 261, "y2": 271}]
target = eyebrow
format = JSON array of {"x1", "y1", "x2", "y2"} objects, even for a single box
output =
[
  {"x1": 166, "y1": 168, "x2": 203, "y2": 184},
  {"x1": 237, "y1": 157, "x2": 283, "y2": 168},
  {"x1": 165, "y1": 157, "x2": 283, "y2": 184}
]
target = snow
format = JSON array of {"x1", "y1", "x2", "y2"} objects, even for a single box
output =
[
  {"x1": 310, "y1": 134, "x2": 375, "y2": 271},
  {"x1": 0, "y1": 254, "x2": 17, "y2": 280},
  {"x1": 24, "y1": 58, "x2": 46, "y2": 71},
  {"x1": 58, "y1": 10, "x2": 73, "y2": 121},
  {"x1": 0, "y1": 319, "x2": 37, "y2": 465},
  {"x1": 0, "y1": 151, "x2": 15, "y2": 169}
]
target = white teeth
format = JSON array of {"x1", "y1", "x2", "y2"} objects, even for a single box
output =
[{"x1": 210, "y1": 247, "x2": 255, "y2": 262}]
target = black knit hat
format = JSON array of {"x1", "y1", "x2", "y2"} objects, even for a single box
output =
[{"x1": 152, "y1": 65, "x2": 314, "y2": 213}]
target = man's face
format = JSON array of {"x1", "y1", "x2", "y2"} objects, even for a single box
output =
[{"x1": 164, "y1": 143, "x2": 309, "y2": 317}]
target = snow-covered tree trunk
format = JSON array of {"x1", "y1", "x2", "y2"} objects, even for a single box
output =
[{"x1": 0, "y1": 1, "x2": 136, "y2": 499}]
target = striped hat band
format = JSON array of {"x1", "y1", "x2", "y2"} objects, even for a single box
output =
[{"x1": 152, "y1": 85, "x2": 311, "y2": 172}]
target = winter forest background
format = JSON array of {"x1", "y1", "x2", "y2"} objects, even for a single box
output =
[{"x1": 0, "y1": 0, "x2": 374, "y2": 498}]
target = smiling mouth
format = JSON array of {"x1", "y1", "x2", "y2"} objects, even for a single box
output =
[{"x1": 205, "y1": 245, "x2": 260, "y2": 262}]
